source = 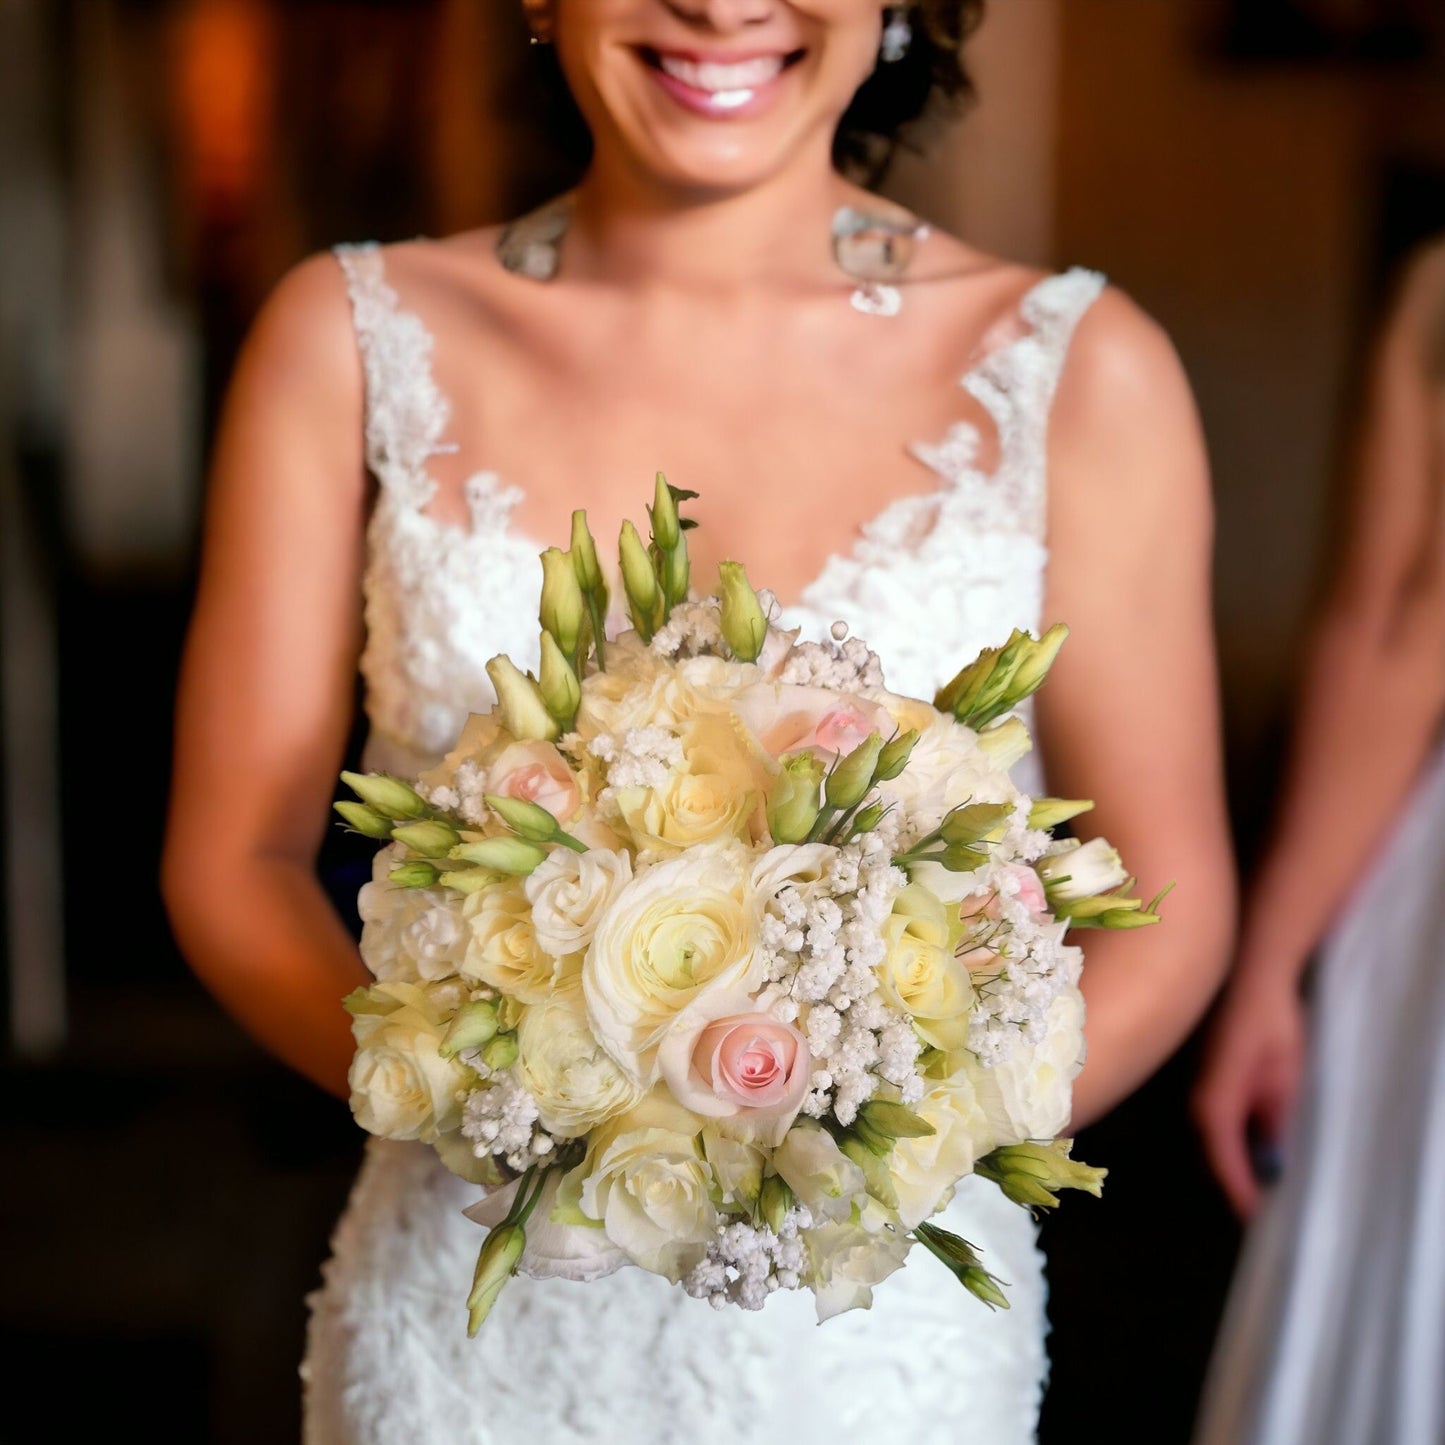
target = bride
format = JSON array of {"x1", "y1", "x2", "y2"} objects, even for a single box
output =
[{"x1": 162, "y1": 1, "x2": 1233, "y2": 1440}]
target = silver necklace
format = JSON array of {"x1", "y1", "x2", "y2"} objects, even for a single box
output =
[{"x1": 496, "y1": 193, "x2": 928, "y2": 316}]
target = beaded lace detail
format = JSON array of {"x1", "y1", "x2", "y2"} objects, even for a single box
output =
[{"x1": 305, "y1": 242, "x2": 1105, "y2": 1445}]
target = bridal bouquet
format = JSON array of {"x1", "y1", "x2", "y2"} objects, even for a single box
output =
[{"x1": 335, "y1": 479, "x2": 1163, "y2": 1333}]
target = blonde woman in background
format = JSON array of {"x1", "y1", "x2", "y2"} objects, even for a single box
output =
[{"x1": 1194, "y1": 240, "x2": 1445, "y2": 1445}]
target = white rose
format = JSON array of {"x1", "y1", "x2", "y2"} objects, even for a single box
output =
[
  {"x1": 804, "y1": 1205, "x2": 912, "y2": 1322},
  {"x1": 524, "y1": 847, "x2": 633, "y2": 960},
  {"x1": 972, "y1": 984, "x2": 1086, "y2": 1144},
  {"x1": 516, "y1": 982, "x2": 646, "y2": 1138},
  {"x1": 573, "y1": 1092, "x2": 718, "y2": 1281},
  {"x1": 358, "y1": 845, "x2": 468, "y2": 982},
  {"x1": 464, "y1": 1173, "x2": 628, "y2": 1284},
  {"x1": 770, "y1": 1121, "x2": 867, "y2": 1223},
  {"x1": 348, "y1": 982, "x2": 471, "y2": 1142},
  {"x1": 890, "y1": 1073, "x2": 995, "y2": 1229},
  {"x1": 462, "y1": 880, "x2": 569, "y2": 1003},
  {"x1": 583, "y1": 843, "x2": 763, "y2": 1085}
]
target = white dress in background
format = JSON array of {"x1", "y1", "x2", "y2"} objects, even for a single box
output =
[
  {"x1": 300, "y1": 240, "x2": 1105, "y2": 1445},
  {"x1": 1195, "y1": 742, "x2": 1445, "y2": 1445}
]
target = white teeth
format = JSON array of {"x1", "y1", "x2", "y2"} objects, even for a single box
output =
[{"x1": 657, "y1": 53, "x2": 784, "y2": 94}]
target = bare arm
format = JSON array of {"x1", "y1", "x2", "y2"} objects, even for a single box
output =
[
  {"x1": 1036, "y1": 290, "x2": 1237, "y2": 1127},
  {"x1": 162, "y1": 255, "x2": 371, "y2": 1099},
  {"x1": 1194, "y1": 247, "x2": 1445, "y2": 1213}
]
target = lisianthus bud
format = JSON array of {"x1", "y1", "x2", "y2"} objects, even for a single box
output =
[
  {"x1": 539, "y1": 547, "x2": 586, "y2": 660},
  {"x1": 439, "y1": 999, "x2": 501, "y2": 1059},
  {"x1": 839, "y1": 1135, "x2": 900, "y2": 1209},
  {"x1": 438, "y1": 867, "x2": 501, "y2": 895},
  {"x1": 914, "y1": 1221, "x2": 1011, "y2": 1311},
  {"x1": 486, "y1": 656, "x2": 560, "y2": 742},
  {"x1": 650, "y1": 472, "x2": 681, "y2": 551},
  {"x1": 450, "y1": 837, "x2": 548, "y2": 875},
  {"x1": 767, "y1": 752, "x2": 825, "y2": 844},
  {"x1": 874, "y1": 729, "x2": 920, "y2": 782},
  {"x1": 718, "y1": 560, "x2": 767, "y2": 663},
  {"x1": 388, "y1": 860, "x2": 440, "y2": 888},
  {"x1": 619, "y1": 520, "x2": 661, "y2": 640},
  {"x1": 849, "y1": 800, "x2": 887, "y2": 837},
  {"x1": 333, "y1": 801, "x2": 394, "y2": 839},
  {"x1": 390, "y1": 819, "x2": 461, "y2": 858},
  {"x1": 1008, "y1": 623, "x2": 1069, "y2": 695},
  {"x1": 538, "y1": 632, "x2": 581, "y2": 729},
  {"x1": 480, "y1": 1033, "x2": 519, "y2": 1071},
  {"x1": 570, "y1": 510, "x2": 603, "y2": 593},
  {"x1": 759, "y1": 1173, "x2": 793, "y2": 1235},
  {"x1": 660, "y1": 538, "x2": 690, "y2": 609},
  {"x1": 341, "y1": 771, "x2": 428, "y2": 820},
  {"x1": 938, "y1": 801, "x2": 1013, "y2": 847},
  {"x1": 976, "y1": 1140, "x2": 1107, "y2": 1210},
  {"x1": 1027, "y1": 798, "x2": 1094, "y2": 831},
  {"x1": 1037, "y1": 838, "x2": 1128, "y2": 902},
  {"x1": 468, "y1": 1223, "x2": 525, "y2": 1336},
  {"x1": 485, "y1": 793, "x2": 560, "y2": 843},
  {"x1": 934, "y1": 625, "x2": 1068, "y2": 731},
  {"x1": 825, "y1": 732, "x2": 884, "y2": 810},
  {"x1": 854, "y1": 1099, "x2": 936, "y2": 1156},
  {"x1": 939, "y1": 842, "x2": 988, "y2": 873}
]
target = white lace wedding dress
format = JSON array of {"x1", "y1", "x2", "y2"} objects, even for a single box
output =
[{"x1": 300, "y1": 241, "x2": 1105, "y2": 1444}]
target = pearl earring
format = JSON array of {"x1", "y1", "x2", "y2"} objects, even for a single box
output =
[{"x1": 880, "y1": 7, "x2": 911, "y2": 64}]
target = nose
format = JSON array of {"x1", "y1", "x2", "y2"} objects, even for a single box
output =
[{"x1": 661, "y1": 0, "x2": 775, "y2": 33}]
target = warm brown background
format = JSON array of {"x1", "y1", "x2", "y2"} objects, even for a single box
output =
[{"x1": 4, "y1": 2, "x2": 1443, "y2": 1440}]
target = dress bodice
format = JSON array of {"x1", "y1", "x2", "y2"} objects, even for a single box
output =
[{"x1": 333, "y1": 242, "x2": 1105, "y2": 780}]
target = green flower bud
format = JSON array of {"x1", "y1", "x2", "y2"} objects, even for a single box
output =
[
  {"x1": 438, "y1": 868, "x2": 502, "y2": 895},
  {"x1": 538, "y1": 632, "x2": 581, "y2": 730},
  {"x1": 849, "y1": 800, "x2": 887, "y2": 837},
  {"x1": 939, "y1": 842, "x2": 989, "y2": 873},
  {"x1": 874, "y1": 729, "x2": 920, "y2": 782},
  {"x1": 1027, "y1": 798, "x2": 1095, "y2": 832},
  {"x1": 439, "y1": 998, "x2": 501, "y2": 1059},
  {"x1": 857, "y1": 1099, "x2": 937, "y2": 1143},
  {"x1": 975, "y1": 1140, "x2": 1107, "y2": 1210},
  {"x1": 938, "y1": 801, "x2": 1014, "y2": 847},
  {"x1": 933, "y1": 625, "x2": 1068, "y2": 731},
  {"x1": 914, "y1": 1221, "x2": 1011, "y2": 1311},
  {"x1": 539, "y1": 547, "x2": 586, "y2": 660},
  {"x1": 660, "y1": 535, "x2": 690, "y2": 609},
  {"x1": 825, "y1": 732, "x2": 884, "y2": 811},
  {"x1": 650, "y1": 472, "x2": 681, "y2": 551},
  {"x1": 485, "y1": 793, "x2": 560, "y2": 843},
  {"x1": 333, "y1": 801, "x2": 394, "y2": 839},
  {"x1": 389, "y1": 819, "x2": 462, "y2": 858},
  {"x1": 480, "y1": 1032, "x2": 519, "y2": 1071},
  {"x1": 449, "y1": 837, "x2": 549, "y2": 875},
  {"x1": 717, "y1": 560, "x2": 767, "y2": 662},
  {"x1": 387, "y1": 860, "x2": 440, "y2": 888},
  {"x1": 619, "y1": 520, "x2": 661, "y2": 640},
  {"x1": 766, "y1": 752, "x2": 825, "y2": 844},
  {"x1": 467, "y1": 1223, "x2": 525, "y2": 1336},
  {"x1": 340, "y1": 771, "x2": 428, "y2": 820},
  {"x1": 1008, "y1": 622, "x2": 1069, "y2": 695},
  {"x1": 486, "y1": 655, "x2": 560, "y2": 742},
  {"x1": 839, "y1": 1135, "x2": 900, "y2": 1209},
  {"x1": 343, "y1": 985, "x2": 398, "y2": 1017},
  {"x1": 759, "y1": 1173, "x2": 793, "y2": 1235},
  {"x1": 570, "y1": 509, "x2": 603, "y2": 593}
]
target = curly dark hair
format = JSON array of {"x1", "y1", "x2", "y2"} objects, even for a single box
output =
[{"x1": 527, "y1": 1, "x2": 988, "y2": 192}]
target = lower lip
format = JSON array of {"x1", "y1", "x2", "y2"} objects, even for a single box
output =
[{"x1": 646, "y1": 59, "x2": 791, "y2": 121}]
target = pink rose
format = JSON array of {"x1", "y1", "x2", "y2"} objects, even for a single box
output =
[
  {"x1": 659, "y1": 995, "x2": 811, "y2": 1146},
  {"x1": 485, "y1": 741, "x2": 581, "y2": 823},
  {"x1": 957, "y1": 865, "x2": 1047, "y2": 923},
  {"x1": 732, "y1": 683, "x2": 895, "y2": 761}
]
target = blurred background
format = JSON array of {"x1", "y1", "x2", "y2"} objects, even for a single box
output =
[{"x1": 3, "y1": 0, "x2": 1444, "y2": 1440}]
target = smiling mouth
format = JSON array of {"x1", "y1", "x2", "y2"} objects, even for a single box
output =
[{"x1": 638, "y1": 46, "x2": 806, "y2": 115}]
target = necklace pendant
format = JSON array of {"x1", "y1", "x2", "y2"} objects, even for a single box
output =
[{"x1": 850, "y1": 282, "x2": 903, "y2": 318}]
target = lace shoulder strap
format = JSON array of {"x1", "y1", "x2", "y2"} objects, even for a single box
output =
[
  {"x1": 964, "y1": 266, "x2": 1107, "y2": 538},
  {"x1": 333, "y1": 242, "x2": 450, "y2": 511}
]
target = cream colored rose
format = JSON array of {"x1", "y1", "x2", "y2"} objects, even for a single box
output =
[
  {"x1": 971, "y1": 983, "x2": 1086, "y2": 1145},
  {"x1": 611, "y1": 713, "x2": 770, "y2": 855},
  {"x1": 770, "y1": 1120, "x2": 868, "y2": 1223},
  {"x1": 516, "y1": 982, "x2": 646, "y2": 1138},
  {"x1": 573, "y1": 1091, "x2": 718, "y2": 1281},
  {"x1": 877, "y1": 884, "x2": 976, "y2": 1050},
  {"x1": 573, "y1": 636, "x2": 711, "y2": 740},
  {"x1": 583, "y1": 844, "x2": 764, "y2": 1084},
  {"x1": 462, "y1": 880, "x2": 569, "y2": 1003},
  {"x1": 357, "y1": 845, "x2": 469, "y2": 983},
  {"x1": 874, "y1": 713, "x2": 1020, "y2": 830},
  {"x1": 890, "y1": 1073, "x2": 995, "y2": 1229},
  {"x1": 524, "y1": 847, "x2": 633, "y2": 960},
  {"x1": 348, "y1": 981, "x2": 471, "y2": 1143}
]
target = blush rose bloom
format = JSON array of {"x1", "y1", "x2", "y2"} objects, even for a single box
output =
[
  {"x1": 659, "y1": 990, "x2": 811, "y2": 1147},
  {"x1": 731, "y1": 682, "x2": 895, "y2": 761},
  {"x1": 485, "y1": 740, "x2": 581, "y2": 823},
  {"x1": 583, "y1": 843, "x2": 764, "y2": 1085}
]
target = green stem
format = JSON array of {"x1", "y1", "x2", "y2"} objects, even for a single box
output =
[{"x1": 587, "y1": 591, "x2": 608, "y2": 672}]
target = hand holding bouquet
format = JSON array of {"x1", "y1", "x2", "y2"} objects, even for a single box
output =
[{"x1": 336, "y1": 478, "x2": 1164, "y2": 1333}]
